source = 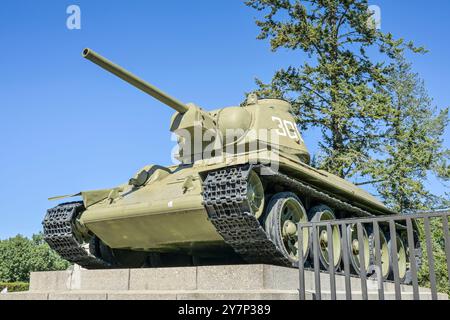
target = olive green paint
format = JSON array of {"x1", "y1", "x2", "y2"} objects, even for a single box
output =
[{"x1": 50, "y1": 49, "x2": 395, "y2": 254}]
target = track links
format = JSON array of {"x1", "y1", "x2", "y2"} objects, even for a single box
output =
[
  {"x1": 43, "y1": 202, "x2": 110, "y2": 269},
  {"x1": 202, "y1": 165, "x2": 292, "y2": 267},
  {"x1": 202, "y1": 164, "x2": 419, "y2": 269}
]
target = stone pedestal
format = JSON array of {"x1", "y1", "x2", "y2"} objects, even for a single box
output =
[{"x1": 0, "y1": 264, "x2": 447, "y2": 300}]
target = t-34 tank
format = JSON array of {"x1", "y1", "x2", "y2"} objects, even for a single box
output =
[{"x1": 43, "y1": 49, "x2": 417, "y2": 280}]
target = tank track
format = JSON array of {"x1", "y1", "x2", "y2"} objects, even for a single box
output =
[
  {"x1": 202, "y1": 164, "x2": 421, "y2": 269},
  {"x1": 43, "y1": 202, "x2": 111, "y2": 269},
  {"x1": 203, "y1": 165, "x2": 292, "y2": 267}
]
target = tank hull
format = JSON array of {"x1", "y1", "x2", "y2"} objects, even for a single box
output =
[
  {"x1": 79, "y1": 166, "x2": 223, "y2": 254},
  {"x1": 77, "y1": 151, "x2": 394, "y2": 254}
]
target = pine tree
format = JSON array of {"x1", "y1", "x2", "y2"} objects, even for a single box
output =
[
  {"x1": 245, "y1": 0, "x2": 425, "y2": 178},
  {"x1": 359, "y1": 55, "x2": 449, "y2": 213}
]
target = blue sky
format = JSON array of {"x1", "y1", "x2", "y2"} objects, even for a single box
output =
[{"x1": 0, "y1": 1, "x2": 448, "y2": 239}]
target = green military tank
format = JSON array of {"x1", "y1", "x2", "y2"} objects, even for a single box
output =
[{"x1": 43, "y1": 49, "x2": 419, "y2": 282}]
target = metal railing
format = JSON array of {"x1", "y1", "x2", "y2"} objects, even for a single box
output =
[{"x1": 297, "y1": 211, "x2": 450, "y2": 300}]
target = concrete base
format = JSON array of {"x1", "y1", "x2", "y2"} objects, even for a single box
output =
[{"x1": 0, "y1": 264, "x2": 447, "y2": 300}]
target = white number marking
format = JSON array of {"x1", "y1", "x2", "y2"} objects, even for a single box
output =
[
  {"x1": 272, "y1": 116, "x2": 303, "y2": 142},
  {"x1": 272, "y1": 116, "x2": 287, "y2": 136}
]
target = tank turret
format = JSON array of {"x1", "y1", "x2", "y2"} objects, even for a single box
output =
[
  {"x1": 82, "y1": 48, "x2": 310, "y2": 164},
  {"x1": 83, "y1": 49, "x2": 309, "y2": 164}
]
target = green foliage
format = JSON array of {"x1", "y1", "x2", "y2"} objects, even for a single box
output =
[
  {"x1": 360, "y1": 55, "x2": 449, "y2": 213},
  {"x1": 245, "y1": 0, "x2": 426, "y2": 178},
  {"x1": 416, "y1": 217, "x2": 450, "y2": 295},
  {"x1": 0, "y1": 233, "x2": 70, "y2": 283},
  {"x1": 0, "y1": 282, "x2": 29, "y2": 292}
]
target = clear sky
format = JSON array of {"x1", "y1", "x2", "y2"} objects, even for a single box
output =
[{"x1": 0, "y1": 1, "x2": 449, "y2": 239}]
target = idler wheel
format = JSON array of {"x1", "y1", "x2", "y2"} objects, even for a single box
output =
[{"x1": 264, "y1": 192, "x2": 309, "y2": 264}]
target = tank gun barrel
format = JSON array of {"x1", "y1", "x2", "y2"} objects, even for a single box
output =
[{"x1": 82, "y1": 48, "x2": 189, "y2": 114}]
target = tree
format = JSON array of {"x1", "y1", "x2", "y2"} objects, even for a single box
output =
[
  {"x1": 0, "y1": 234, "x2": 70, "y2": 283},
  {"x1": 245, "y1": 0, "x2": 424, "y2": 178},
  {"x1": 356, "y1": 55, "x2": 449, "y2": 294},
  {"x1": 359, "y1": 55, "x2": 449, "y2": 213}
]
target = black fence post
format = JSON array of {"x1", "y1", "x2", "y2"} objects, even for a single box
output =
[
  {"x1": 372, "y1": 221, "x2": 385, "y2": 300},
  {"x1": 340, "y1": 223, "x2": 352, "y2": 300},
  {"x1": 357, "y1": 222, "x2": 368, "y2": 300},
  {"x1": 327, "y1": 223, "x2": 336, "y2": 300},
  {"x1": 298, "y1": 223, "x2": 306, "y2": 301},
  {"x1": 423, "y1": 217, "x2": 438, "y2": 300},
  {"x1": 406, "y1": 217, "x2": 420, "y2": 300},
  {"x1": 312, "y1": 224, "x2": 321, "y2": 300}
]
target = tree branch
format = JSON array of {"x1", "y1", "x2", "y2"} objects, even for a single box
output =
[{"x1": 355, "y1": 179, "x2": 386, "y2": 186}]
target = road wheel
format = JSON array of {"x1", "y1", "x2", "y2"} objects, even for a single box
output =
[
  {"x1": 264, "y1": 192, "x2": 309, "y2": 264},
  {"x1": 388, "y1": 233, "x2": 407, "y2": 282},
  {"x1": 308, "y1": 205, "x2": 342, "y2": 270},
  {"x1": 346, "y1": 224, "x2": 370, "y2": 274},
  {"x1": 368, "y1": 228, "x2": 391, "y2": 280}
]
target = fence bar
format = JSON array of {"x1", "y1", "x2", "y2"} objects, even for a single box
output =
[
  {"x1": 298, "y1": 224, "x2": 306, "y2": 300},
  {"x1": 406, "y1": 218, "x2": 420, "y2": 300},
  {"x1": 442, "y1": 216, "x2": 450, "y2": 292},
  {"x1": 423, "y1": 217, "x2": 438, "y2": 300},
  {"x1": 372, "y1": 221, "x2": 385, "y2": 300},
  {"x1": 389, "y1": 220, "x2": 401, "y2": 300},
  {"x1": 357, "y1": 222, "x2": 368, "y2": 300},
  {"x1": 299, "y1": 211, "x2": 448, "y2": 227},
  {"x1": 340, "y1": 223, "x2": 352, "y2": 300},
  {"x1": 327, "y1": 224, "x2": 336, "y2": 300},
  {"x1": 312, "y1": 225, "x2": 321, "y2": 300}
]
